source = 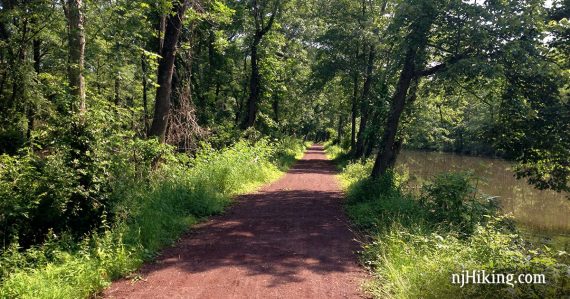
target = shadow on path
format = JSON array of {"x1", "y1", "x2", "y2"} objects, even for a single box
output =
[{"x1": 105, "y1": 145, "x2": 366, "y2": 299}]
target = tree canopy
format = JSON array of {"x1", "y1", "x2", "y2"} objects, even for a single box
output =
[{"x1": 0, "y1": 0, "x2": 568, "y2": 191}]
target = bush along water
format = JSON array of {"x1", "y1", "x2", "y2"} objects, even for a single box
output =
[
  {"x1": 338, "y1": 158, "x2": 569, "y2": 299},
  {"x1": 0, "y1": 118, "x2": 306, "y2": 298}
]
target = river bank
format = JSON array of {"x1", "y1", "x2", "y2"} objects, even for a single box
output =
[
  {"x1": 326, "y1": 144, "x2": 569, "y2": 298},
  {"x1": 396, "y1": 150, "x2": 570, "y2": 252}
]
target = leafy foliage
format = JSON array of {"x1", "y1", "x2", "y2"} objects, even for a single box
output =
[
  {"x1": 340, "y1": 159, "x2": 569, "y2": 298},
  {"x1": 420, "y1": 172, "x2": 498, "y2": 234},
  {"x1": 0, "y1": 138, "x2": 306, "y2": 298},
  {"x1": 0, "y1": 0, "x2": 568, "y2": 297}
]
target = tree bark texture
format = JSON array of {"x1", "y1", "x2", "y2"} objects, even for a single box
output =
[
  {"x1": 350, "y1": 72, "x2": 358, "y2": 151},
  {"x1": 240, "y1": 0, "x2": 279, "y2": 129},
  {"x1": 371, "y1": 48, "x2": 416, "y2": 178},
  {"x1": 354, "y1": 46, "x2": 375, "y2": 158},
  {"x1": 64, "y1": 0, "x2": 86, "y2": 114},
  {"x1": 370, "y1": 3, "x2": 439, "y2": 178},
  {"x1": 148, "y1": 0, "x2": 189, "y2": 142}
]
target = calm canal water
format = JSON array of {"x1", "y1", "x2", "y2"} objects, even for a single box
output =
[{"x1": 396, "y1": 150, "x2": 570, "y2": 251}]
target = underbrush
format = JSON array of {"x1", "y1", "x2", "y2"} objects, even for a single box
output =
[
  {"x1": 0, "y1": 136, "x2": 305, "y2": 298},
  {"x1": 340, "y1": 159, "x2": 569, "y2": 298},
  {"x1": 323, "y1": 142, "x2": 351, "y2": 168},
  {"x1": 272, "y1": 136, "x2": 308, "y2": 170}
]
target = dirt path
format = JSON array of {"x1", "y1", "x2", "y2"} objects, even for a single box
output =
[{"x1": 104, "y1": 145, "x2": 366, "y2": 299}]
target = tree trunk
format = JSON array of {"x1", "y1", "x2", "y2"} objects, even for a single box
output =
[
  {"x1": 354, "y1": 47, "x2": 375, "y2": 158},
  {"x1": 64, "y1": 0, "x2": 86, "y2": 114},
  {"x1": 9, "y1": 18, "x2": 28, "y2": 111},
  {"x1": 363, "y1": 110, "x2": 380, "y2": 157},
  {"x1": 0, "y1": 1, "x2": 12, "y2": 101},
  {"x1": 337, "y1": 114, "x2": 343, "y2": 144},
  {"x1": 148, "y1": 0, "x2": 188, "y2": 142},
  {"x1": 158, "y1": 14, "x2": 167, "y2": 53},
  {"x1": 141, "y1": 55, "x2": 149, "y2": 134},
  {"x1": 33, "y1": 39, "x2": 41, "y2": 73},
  {"x1": 27, "y1": 38, "x2": 42, "y2": 139},
  {"x1": 240, "y1": 2, "x2": 279, "y2": 129},
  {"x1": 371, "y1": 48, "x2": 416, "y2": 178},
  {"x1": 370, "y1": 2, "x2": 438, "y2": 178},
  {"x1": 241, "y1": 35, "x2": 262, "y2": 129},
  {"x1": 350, "y1": 72, "x2": 358, "y2": 151},
  {"x1": 214, "y1": 80, "x2": 221, "y2": 107},
  {"x1": 272, "y1": 95, "x2": 279, "y2": 124},
  {"x1": 114, "y1": 74, "x2": 121, "y2": 106},
  {"x1": 236, "y1": 54, "x2": 248, "y2": 125}
]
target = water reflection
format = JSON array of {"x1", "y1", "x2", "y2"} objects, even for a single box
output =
[{"x1": 396, "y1": 150, "x2": 570, "y2": 250}]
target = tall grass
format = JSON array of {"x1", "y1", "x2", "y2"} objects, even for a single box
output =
[
  {"x1": 0, "y1": 138, "x2": 306, "y2": 299},
  {"x1": 323, "y1": 142, "x2": 345, "y2": 160},
  {"x1": 340, "y1": 159, "x2": 569, "y2": 299},
  {"x1": 323, "y1": 142, "x2": 352, "y2": 171}
]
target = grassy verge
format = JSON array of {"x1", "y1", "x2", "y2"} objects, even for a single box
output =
[
  {"x1": 330, "y1": 153, "x2": 569, "y2": 299},
  {"x1": 323, "y1": 142, "x2": 351, "y2": 169},
  {"x1": 0, "y1": 138, "x2": 306, "y2": 299}
]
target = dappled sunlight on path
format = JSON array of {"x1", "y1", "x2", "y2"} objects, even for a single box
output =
[{"x1": 104, "y1": 145, "x2": 366, "y2": 299}]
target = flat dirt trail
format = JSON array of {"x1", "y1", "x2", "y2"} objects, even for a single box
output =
[{"x1": 104, "y1": 145, "x2": 367, "y2": 299}]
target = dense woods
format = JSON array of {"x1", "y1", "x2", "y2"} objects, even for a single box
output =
[{"x1": 0, "y1": 0, "x2": 568, "y2": 297}]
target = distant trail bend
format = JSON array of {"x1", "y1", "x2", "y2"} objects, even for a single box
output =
[{"x1": 105, "y1": 145, "x2": 367, "y2": 299}]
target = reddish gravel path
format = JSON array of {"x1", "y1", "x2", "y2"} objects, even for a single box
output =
[{"x1": 104, "y1": 145, "x2": 366, "y2": 299}]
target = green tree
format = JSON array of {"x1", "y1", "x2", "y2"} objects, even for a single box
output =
[
  {"x1": 240, "y1": 0, "x2": 283, "y2": 128},
  {"x1": 369, "y1": 0, "x2": 569, "y2": 193},
  {"x1": 148, "y1": 0, "x2": 191, "y2": 142}
]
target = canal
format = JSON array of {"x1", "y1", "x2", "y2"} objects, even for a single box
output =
[{"x1": 396, "y1": 150, "x2": 570, "y2": 251}]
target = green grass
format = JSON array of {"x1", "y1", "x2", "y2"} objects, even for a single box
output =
[
  {"x1": 0, "y1": 138, "x2": 306, "y2": 299},
  {"x1": 323, "y1": 141, "x2": 344, "y2": 160},
  {"x1": 323, "y1": 142, "x2": 351, "y2": 170},
  {"x1": 339, "y1": 159, "x2": 569, "y2": 299}
]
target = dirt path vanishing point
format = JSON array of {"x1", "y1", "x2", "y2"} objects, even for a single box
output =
[{"x1": 104, "y1": 145, "x2": 367, "y2": 299}]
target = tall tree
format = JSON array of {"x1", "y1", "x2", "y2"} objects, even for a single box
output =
[
  {"x1": 353, "y1": 45, "x2": 375, "y2": 158},
  {"x1": 350, "y1": 70, "x2": 359, "y2": 150},
  {"x1": 64, "y1": 0, "x2": 86, "y2": 114},
  {"x1": 240, "y1": 0, "x2": 281, "y2": 129},
  {"x1": 371, "y1": 0, "x2": 449, "y2": 177},
  {"x1": 148, "y1": 0, "x2": 190, "y2": 142},
  {"x1": 370, "y1": 0, "x2": 568, "y2": 185}
]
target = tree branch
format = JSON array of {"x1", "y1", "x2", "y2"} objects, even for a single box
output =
[
  {"x1": 415, "y1": 62, "x2": 447, "y2": 77},
  {"x1": 415, "y1": 55, "x2": 465, "y2": 77},
  {"x1": 260, "y1": 1, "x2": 279, "y2": 36},
  {"x1": 253, "y1": 0, "x2": 261, "y2": 31}
]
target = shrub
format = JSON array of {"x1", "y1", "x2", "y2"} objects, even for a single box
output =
[
  {"x1": 345, "y1": 174, "x2": 425, "y2": 233},
  {"x1": 323, "y1": 143, "x2": 345, "y2": 160},
  {"x1": 272, "y1": 136, "x2": 306, "y2": 169},
  {"x1": 420, "y1": 172, "x2": 498, "y2": 235},
  {"x1": 0, "y1": 128, "x2": 171, "y2": 250},
  {"x1": 0, "y1": 137, "x2": 306, "y2": 298},
  {"x1": 341, "y1": 160, "x2": 569, "y2": 298}
]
